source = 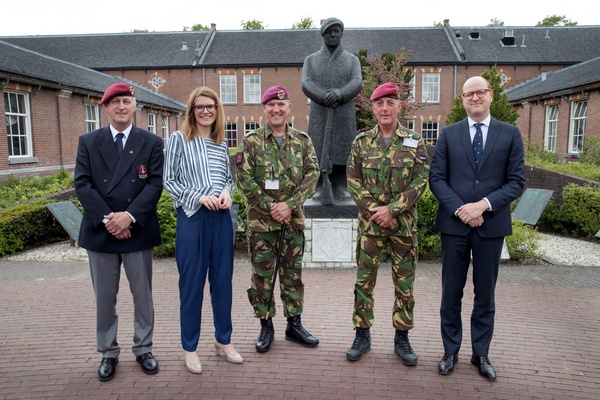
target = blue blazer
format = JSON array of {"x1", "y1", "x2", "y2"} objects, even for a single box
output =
[
  {"x1": 74, "y1": 125, "x2": 164, "y2": 253},
  {"x1": 429, "y1": 117, "x2": 525, "y2": 238}
]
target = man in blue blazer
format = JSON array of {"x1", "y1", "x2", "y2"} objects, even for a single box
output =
[
  {"x1": 429, "y1": 76, "x2": 525, "y2": 381},
  {"x1": 74, "y1": 83, "x2": 164, "y2": 381}
]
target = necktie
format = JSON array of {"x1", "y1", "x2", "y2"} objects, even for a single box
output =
[
  {"x1": 472, "y1": 123, "x2": 484, "y2": 168},
  {"x1": 115, "y1": 132, "x2": 124, "y2": 157}
]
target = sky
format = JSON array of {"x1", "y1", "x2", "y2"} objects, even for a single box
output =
[{"x1": 1, "y1": 0, "x2": 597, "y2": 36}]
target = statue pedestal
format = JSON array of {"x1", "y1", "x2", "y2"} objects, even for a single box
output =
[{"x1": 303, "y1": 199, "x2": 358, "y2": 268}]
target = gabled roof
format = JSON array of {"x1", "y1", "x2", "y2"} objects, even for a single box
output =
[
  {"x1": 452, "y1": 25, "x2": 600, "y2": 64},
  {"x1": 6, "y1": 24, "x2": 599, "y2": 71},
  {"x1": 1, "y1": 31, "x2": 209, "y2": 69},
  {"x1": 506, "y1": 56, "x2": 600, "y2": 102},
  {"x1": 0, "y1": 40, "x2": 185, "y2": 111}
]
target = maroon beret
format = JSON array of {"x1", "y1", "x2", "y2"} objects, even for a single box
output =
[
  {"x1": 100, "y1": 83, "x2": 135, "y2": 105},
  {"x1": 370, "y1": 82, "x2": 399, "y2": 101},
  {"x1": 261, "y1": 86, "x2": 290, "y2": 104}
]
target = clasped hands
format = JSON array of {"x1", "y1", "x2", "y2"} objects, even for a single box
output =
[
  {"x1": 104, "y1": 212, "x2": 132, "y2": 240},
  {"x1": 456, "y1": 200, "x2": 488, "y2": 227},
  {"x1": 368, "y1": 206, "x2": 398, "y2": 229},
  {"x1": 200, "y1": 191, "x2": 233, "y2": 211},
  {"x1": 271, "y1": 201, "x2": 292, "y2": 225}
]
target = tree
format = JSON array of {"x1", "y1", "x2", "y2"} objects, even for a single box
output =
[
  {"x1": 131, "y1": 29, "x2": 148, "y2": 33},
  {"x1": 354, "y1": 49, "x2": 422, "y2": 132},
  {"x1": 433, "y1": 21, "x2": 443, "y2": 27},
  {"x1": 536, "y1": 14, "x2": 577, "y2": 26},
  {"x1": 487, "y1": 18, "x2": 504, "y2": 27},
  {"x1": 183, "y1": 24, "x2": 210, "y2": 31},
  {"x1": 241, "y1": 19, "x2": 265, "y2": 30},
  {"x1": 446, "y1": 65, "x2": 519, "y2": 126},
  {"x1": 291, "y1": 17, "x2": 315, "y2": 29}
]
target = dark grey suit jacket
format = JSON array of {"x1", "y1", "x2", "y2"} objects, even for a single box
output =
[
  {"x1": 429, "y1": 117, "x2": 525, "y2": 238},
  {"x1": 74, "y1": 125, "x2": 164, "y2": 253}
]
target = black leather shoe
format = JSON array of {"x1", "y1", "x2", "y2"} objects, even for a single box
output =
[
  {"x1": 285, "y1": 315, "x2": 319, "y2": 347},
  {"x1": 346, "y1": 327, "x2": 371, "y2": 361},
  {"x1": 471, "y1": 355, "x2": 496, "y2": 381},
  {"x1": 98, "y1": 357, "x2": 118, "y2": 382},
  {"x1": 256, "y1": 318, "x2": 275, "y2": 353},
  {"x1": 394, "y1": 330, "x2": 417, "y2": 366},
  {"x1": 438, "y1": 353, "x2": 458, "y2": 375},
  {"x1": 136, "y1": 352, "x2": 159, "y2": 375}
]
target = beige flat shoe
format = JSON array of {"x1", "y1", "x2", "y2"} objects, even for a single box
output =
[
  {"x1": 214, "y1": 341, "x2": 244, "y2": 364},
  {"x1": 184, "y1": 350, "x2": 202, "y2": 374}
]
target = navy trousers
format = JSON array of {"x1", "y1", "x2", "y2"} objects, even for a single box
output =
[{"x1": 176, "y1": 206, "x2": 234, "y2": 351}]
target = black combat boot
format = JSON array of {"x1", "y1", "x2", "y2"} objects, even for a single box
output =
[
  {"x1": 255, "y1": 318, "x2": 274, "y2": 353},
  {"x1": 394, "y1": 329, "x2": 417, "y2": 366},
  {"x1": 346, "y1": 327, "x2": 371, "y2": 361},
  {"x1": 285, "y1": 315, "x2": 319, "y2": 347}
]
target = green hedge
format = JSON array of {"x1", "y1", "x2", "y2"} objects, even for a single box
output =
[
  {"x1": 0, "y1": 200, "x2": 68, "y2": 256},
  {"x1": 541, "y1": 184, "x2": 600, "y2": 238}
]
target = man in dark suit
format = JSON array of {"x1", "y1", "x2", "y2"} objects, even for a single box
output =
[
  {"x1": 74, "y1": 82, "x2": 164, "y2": 382},
  {"x1": 429, "y1": 76, "x2": 525, "y2": 381}
]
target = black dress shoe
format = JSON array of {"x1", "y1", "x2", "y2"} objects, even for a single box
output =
[
  {"x1": 438, "y1": 353, "x2": 458, "y2": 375},
  {"x1": 471, "y1": 355, "x2": 497, "y2": 381},
  {"x1": 136, "y1": 352, "x2": 159, "y2": 375},
  {"x1": 98, "y1": 357, "x2": 118, "y2": 381}
]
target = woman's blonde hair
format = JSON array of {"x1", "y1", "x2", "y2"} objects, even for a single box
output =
[{"x1": 181, "y1": 86, "x2": 225, "y2": 144}]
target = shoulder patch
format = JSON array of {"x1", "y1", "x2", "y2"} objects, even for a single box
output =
[{"x1": 236, "y1": 152, "x2": 244, "y2": 165}]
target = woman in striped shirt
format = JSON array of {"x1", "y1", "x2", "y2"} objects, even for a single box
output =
[{"x1": 163, "y1": 86, "x2": 242, "y2": 374}]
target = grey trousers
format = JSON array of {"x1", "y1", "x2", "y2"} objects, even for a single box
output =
[{"x1": 87, "y1": 249, "x2": 154, "y2": 358}]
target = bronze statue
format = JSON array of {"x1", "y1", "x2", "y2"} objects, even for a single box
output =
[{"x1": 302, "y1": 17, "x2": 362, "y2": 205}]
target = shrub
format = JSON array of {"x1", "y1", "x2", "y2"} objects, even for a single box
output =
[
  {"x1": 505, "y1": 220, "x2": 541, "y2": 262},
  {"x1": 0, "y1": 169, "x2": 74, "y2": 210},
  {"x1": 543, "y1": 184, "x2": 600, "y2": 238}
]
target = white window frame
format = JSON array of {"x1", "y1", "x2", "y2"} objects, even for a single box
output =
[
  {"x1": 408, "y1": 76, "x2": 415, "y2": 103},
  {"x1": 85, "y1": 103, "x2": 99, "y2": 133},
  {"x1": 220, "y1": 75, "x2": 237, "y2": 104},
  {"x1": 161, "y1": 115, "x2": 169, "y2": 141},
  {"x1": 405, "y1": 120, "x2": 415, "y2": 131},
  {"x1": 244, "y1": 121, "x2": 260, "y2": 135},
  {"x1": 4, "y1": 90, "x2": 33, "y2": 158},
  {"x1": 544, "y1": 105, "x2": 558, "y2": 152},
  {"x1": 225, "y1": 121, "x2": 238, "y2": 148},
  {"x1": 568, "y1": 100, "x2": 587, "y2": 153},
  {"x1": 148, "y1": 113, "x2": 156, "y2": 134},
  {"x1": 421, "y1": 120, "x2": 439, "y2": 143},
  {"x1": 421, "y1": 73, "x2": 440, "y2": 103},
  {"x1": 244, "y1": 75, "x2": 261, "y2": 104}
]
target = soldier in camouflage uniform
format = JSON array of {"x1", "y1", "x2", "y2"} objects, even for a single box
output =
[
  {"x1": 345, "y1": 82, "x2": 430, "y2": 365},
  {"x1": 236, "y1": 86, "x2": 320, "y2": 353}
]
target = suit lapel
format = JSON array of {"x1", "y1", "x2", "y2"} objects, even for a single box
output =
[
  {"x1": 107, "y1": 127, "x2": 147, "y2": 193},
  {"x1": 479, "y1": 118, "x2": 500, "y2": 170},
  {"x1": 458, "y1": 119, "x2": 478, "y2": 171},
  {"x1": 96, "y1": 128, "x2": 119, "y2": 175}
]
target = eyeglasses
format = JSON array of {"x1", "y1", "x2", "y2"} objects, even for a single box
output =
[
  {"x1": 462, "y1": 89, "x2": 491, "y2": 100},
  {"x1": 193, "y1": 104, "x2": 217, "y2": 112}
]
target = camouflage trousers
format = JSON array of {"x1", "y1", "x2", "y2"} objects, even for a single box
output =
[
  {"x1": 247, "y1": 229, "x2": 305, "y2": 319},
  {"x1": 353, "y1": 233, "x2": 417, "y2": 330}
]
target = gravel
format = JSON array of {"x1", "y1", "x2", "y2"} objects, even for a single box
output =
[{"x1": 3, "y1": 233, "x2": 599, "y2": 266}]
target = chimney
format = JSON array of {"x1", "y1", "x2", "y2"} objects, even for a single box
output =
[
  {"x1": 520, "y1": 34, "x2": 526, "y2": 47},
  {"x1": 545, "y1": 28, "x2": 550, "y2": 39},
  {"x1": 541, "y1": 72, "x2": 547, "y2": 81}
]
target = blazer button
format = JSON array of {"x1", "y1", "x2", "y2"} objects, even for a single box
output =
[
  {"x1": 131, "y1": 179, "x2": 136, "y2": 183},
  {"x1": 127, "y1": 198, "x2": 132, "y2": 203},
  {"x1": 103, "y1": 179, "x2": 108, "y2": 182},
  {"x1": 475, "y1": 180, "x2": 480, "y2": 184}
]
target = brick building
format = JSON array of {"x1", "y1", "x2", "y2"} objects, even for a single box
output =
[{"x1": 2, "y1": 21, "x2": 600, "y2": 177}]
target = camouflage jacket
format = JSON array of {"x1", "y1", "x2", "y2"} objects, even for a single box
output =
[
  {"x1": 236, "y1": 125, "x2": 319, "y2": 232},
  {"x1": 347, "y1": 123, "x2": 430, "y2": 237}
]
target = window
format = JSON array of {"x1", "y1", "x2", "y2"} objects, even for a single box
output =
[
  {"x1": 421, "y1": 120, "x2": 439, "y2": 143},
  {"x1": 422, "y1": 73, "x2": 440, "y2": 103},
  {"x1": 244, "y1": 75, "x2": 261, "y2": 104},
  {"x1": 544, "y1": 105, "x2": 558, "y2": 152},
  {"x1": 161, "y1": 115, "x2": 169, "y2": 141},
  {"x1": 148, "y1": 114, "x2": 156, "y2": 134},
  {"x1": 4, "y1": 91, "x2": 33, "y2": 157},
  {"x1": 220, "y1": 75, "x2": 237, "y2": 104},
  {"x1": 404, "y1": 120, "x2": 415, "y2": 131},
  {"x1": 408, "y1": 76, "x2": 415, "y2": 102},
  {"x1": 244, "y1": 121, "x2": 260, "y2": 135},
  {"x1": 569, "y1": 100, "x2": 587, "y2": 153},
  {"x1": 225, "y1": 122, "x2": 238, "y2": 148},
  {"x1": 85, "y1": 104, "x2": 99, "y2": 133}
]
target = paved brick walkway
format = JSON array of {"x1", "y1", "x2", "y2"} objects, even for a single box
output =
[{"x1": 0, "y1": 252, "x2": 599, "y2": 399}]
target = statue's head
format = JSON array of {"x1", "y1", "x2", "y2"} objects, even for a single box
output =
[{"x1": 320, "y1": 18, "x2": 344, "y2": 51}]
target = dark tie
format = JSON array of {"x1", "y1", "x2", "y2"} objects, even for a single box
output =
[
  {"x1": 115, "y1": 132, "x2": 124, "y2": 157},
  {"x1": 472, "y1": 123, "x2": 484, "y2": 168}
]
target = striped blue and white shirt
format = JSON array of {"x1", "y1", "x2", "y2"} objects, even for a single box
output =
[{"x1": 163, "y1": 130, "x2": 234, "y2": 217}]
